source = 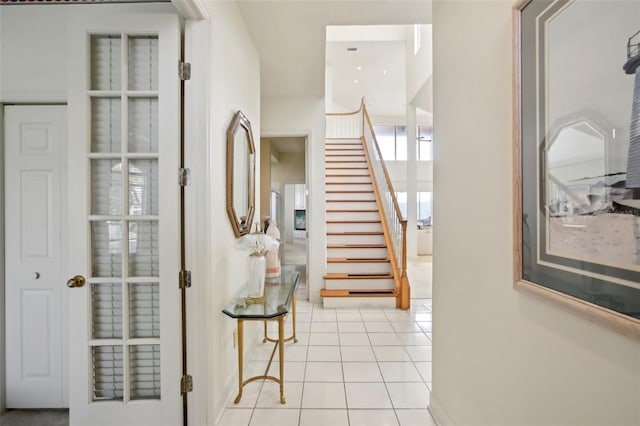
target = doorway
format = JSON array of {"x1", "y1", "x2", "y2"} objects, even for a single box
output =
[{"x1": 261, "y1": 136, "x2": 309, "y2": 299}]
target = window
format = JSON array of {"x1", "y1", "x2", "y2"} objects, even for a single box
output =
[
  {"x1": 417, "y1": 192, "x2": 433, "y2": 227},
  {"x1": 373, "y1": 124, "x2": 433, "y2": 161},
  {"x1": 414, "y1": 24, "x2": 422, "y2": 55}
]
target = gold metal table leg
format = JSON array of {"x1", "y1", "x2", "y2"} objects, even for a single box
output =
[
  {"x1": 278, "y1": 316, "x2": 286, "y2": 404},
  {"x1": 292, "y1": 292, "x2": 298, "y2": 343},
  {"x1": 233, "y1": 319, "x2": 244, "y2": 404}
]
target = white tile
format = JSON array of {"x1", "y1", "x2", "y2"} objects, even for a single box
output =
[
  {"x1": 340, "y1": 346, "x2": 376, "y2": 362},
  {"x1": 299, "y1": 409, "x2": 349, "y2": 426},
  {"x1": 296, "y1": 312, "x2": 312, "y2": 322},
  {"x1": 307, "y1": 345, "x2": 341, "y2": 361},
  {"x1": 384, "y1": 311, "x2": 413, "y2": 322},
  {"x1": 417, "y1": 322, "x2": 432, "y2": 333},
  {"x1": 404, "y1": 346, "x2": 432, "y2": 362},
  {"x1": 289, "y1": 332, "x2": 309, "y2": 346},
  {"x1": 365, "y1": 322, "x2": 394, "y2": 332},
  {"x1": 395, "y1": 409, "x2": 437, "y2": 426},
  {"x1": 305, "y1": 362, "x2": 343, "y2": 382},
  {"x1": 373, "y1": 346, "x2": 411, "y2": 362},
  {"x1": 336, "y1": 311, "x2": 363, "y2": 321},
  {"x1": 284, "y1": 345, "x2": 308, "y2": 362},
  {"x1": 249, "y1": 408, "x2": 300, "y2": 426},
  {"x1": 245, "y1": 361, "x2": 270, "y2": 378},
  {"x1": 368, "y1": 333, "x2": 402, "y2": 346},
  {"x1": 338, "y1": 322, "x2": 366, "y2": 333},
  {"x1": 386, "y1": 383, "x2": 430, "y2": 409},
  {"x1": 269, "y1": 361, "x2": 307, "y2": 382},
  {"x1": 294, "y1": 321, "x2": 311, "y2": 333},
  {"x1": 217, "y1": 408, "x2": 253, "y2": 426},
  {"x1": 345, "y1": 382, "x2": 392, "y2": 409},
  {"x1": 390, "y1": 322, "x2": 423, "y2": 333},
  {"x1": 256, "y1": 382, "x2": 303, "y2": 408},
  {"x1": 396, "y1": 333, "x2": 431, "y2": 346},
  {"x1": 302, "y1": 382, "x2": 347, "y2": 408},
  {"x1": 378, "y1": 362, "x2": 423, "y2": 382},
  {"x1": 342, "y1": 362, "x2": 383, "y2": 382},
  {"x1": 251, "y1": 344, "x2": 277, "y2": 361},
  {"x1": 338, "y1": 332, "x2": 370, "y2": 346},
  {"x1": 311, "y1": 310, "x2": 337, "y2": 322},
  {"x1": 296, "y1": 301, "x2": 314, "y2": 312},
  {"x1": 414, "y1": 362, "x2": 432, "y2": 382},
  {"x1": 410, "y1": 313, "x2": 432, "y2": 322},
  {"x1": 309, "y1": 332, "x2": 339, "y2": 346},
  {"x1": 348, "y1": 409, "x2": 399, "y2": 426},
  {"x1": 228, "y1": 380, "x2": 262, "y2": 408},
  {"x1": 310, "y1": 322, "x2": 338, "y2": 333},
  {"x1": 360, "y1": 311, "x2": 389, "y2": 321}
]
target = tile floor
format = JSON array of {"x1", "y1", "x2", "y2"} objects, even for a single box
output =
[{"x1": 217, "y1": 297, "x2": 436, "y2": 426}]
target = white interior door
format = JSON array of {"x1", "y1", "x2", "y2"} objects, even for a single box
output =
[
  {"x1": 66, "y1": 14, "x2": 181, "y2": 425},
  {"x1": 5, "y1": 105, "x2": 68, "y2": 408}
]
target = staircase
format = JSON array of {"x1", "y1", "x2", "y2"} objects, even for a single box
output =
[{"x1": 321, "y1": 137, "x2": 397, "y2": 308}]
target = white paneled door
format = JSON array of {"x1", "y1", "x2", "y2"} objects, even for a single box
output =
[
  {"x1": 5, "y1": 105, "x2": 68, "y2": 408},
  {"x1": 67, "y1": 15, "x2": 181, "y2": 426}
]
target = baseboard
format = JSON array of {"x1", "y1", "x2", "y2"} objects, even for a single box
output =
[{"x1": 429, "y1": 393, "x2": 455, "y2": 426}]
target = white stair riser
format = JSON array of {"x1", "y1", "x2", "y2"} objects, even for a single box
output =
[
  {"x1": 323, "y1": 297, "x2": 396, "y2": 309},
  {"x1": 327, "y1": 262, "x2": 391, "y2": 274},
  {"x1": 325, "y1": 155, "x2": 366, "y2": 162},
  {"x1": 325, "y1": 139, "x2": 362, "y2": 146},
  {"x1": 326, "y1": 234, "x2": 385, "y2": 245},
  {"x1": 326, "y1": 183, "x2": 373, "y2": 192},
  {"x1": 326, "y1": 150, "x2": 364, "y2": 156},
  {"x1": 327, "y1": 211, "x2": 380, "y2": 221},
  {"x1": 326, "y1": 192, "x2": 375, "y2": 201},
  {"x1": 325, "y1": 168, "x2": 369, "y2": 175},
  {"x1": 327, "y1": 247, "x2": 389, "y2": 258},
  {"x1": 324, "y1": 278, "x2": 396, "y2": 291},
  {"x1": 326, "y1": 201, "x2": 378, "y2": 210},
  {"x1": 326, "y1": 175, "x2": 371, "y2": 184},
  {"x1": 326, "y1": 222, "x2": 382, "y2": 233},
  {"x1": 325, "y1": 162, "x2": 367, "y2": 168}
]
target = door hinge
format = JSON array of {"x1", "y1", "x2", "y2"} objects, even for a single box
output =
[
  {"x1": 179, "y1": 168, "x2": 191, "y2": 186},
  {"x1": 179, "y1": 270, "x2": 192, "y2": 289},
  {"x1": 180, "y1": 374, "x2": 193, "y2": 394},
  {"x1": 179, "y1": 61, "x2": 191, "y2": 81}
]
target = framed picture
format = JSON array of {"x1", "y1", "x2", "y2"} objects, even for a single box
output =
[{"x1": 514, "y1": 0, "x2": 640, "y2": 337}]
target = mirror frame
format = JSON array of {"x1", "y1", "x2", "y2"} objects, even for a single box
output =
[{"x1": 226, "y1": 110, "x2": 256, "y2": 238}]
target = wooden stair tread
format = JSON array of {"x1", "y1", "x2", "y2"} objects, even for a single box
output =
[
  {"x1": 326, "y1": 166, "x2": 369, "y2": 169},
  {"x1": 328, "y1": 258, "x2": 390, "y2": 263},
  {"x1": 326, "y1": 174, "x2": 370, "y2": 177},
  {"x1": 327, "y1": 244, "x2": 387, "y2": 248},
  {"x1": 321, "y1": 289, "x2": 397, "y2": 297},
  {"x1": 327, "y1": 231, "x2": 384, "y2": 235},
  {"x1": 323, "y1": 273, "x2": 394, "y2": 280},
  {"x1": 326, "y1": 190, "x2": 374, "y2": 193},
  {"x1": 326, "y1": 148, "x2": 363, "y2": 151},
  {"x1": 326, "y1": 209, "x2": 378, "y2": 213},
  {"x1": 326, "y1": 220, "x2": 381, "y2": 224},
  {"x1": 326, "y1": 182, "x2": 371, "y2": 185},
  {"x1": 326, "y1": 199, "x2": 376, "y2": 203}
]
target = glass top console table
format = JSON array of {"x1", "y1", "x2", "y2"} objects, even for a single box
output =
[{"x1": 222, "y1": 265, "x2": 299, "y2": 404}]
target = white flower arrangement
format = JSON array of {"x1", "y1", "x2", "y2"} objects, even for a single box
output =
[{"x1": 235, "y1": 231, "x2": 279, "y2": 255}]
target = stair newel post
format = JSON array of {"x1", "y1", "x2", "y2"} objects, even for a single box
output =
[{"x1": 400, "y1": 219, "x2": 410, "y2": 309}]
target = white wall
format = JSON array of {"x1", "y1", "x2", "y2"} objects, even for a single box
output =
[
  {"x1": 186, "y1": 3, "x2": 263, "y2": 424},
  {"x1": 262, "y1": 96, "x2": 326, "y2": 302},
  {"x1": 431, "y1": 2, "x2": 640, "y2": 425},
  {"x1": 0, "y1": 105, "x2": 5, "y2": 414},
  {"x1": 406, "y1": 24, "x2": 433, "y2": 109}
]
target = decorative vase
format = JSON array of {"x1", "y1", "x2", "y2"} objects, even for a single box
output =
[
  {"x1": 265, "y1": 220, "x2": 281, "y2": 278},
  {"x1": 247, "y1": 251, "x2": 267, "y2": 299}
]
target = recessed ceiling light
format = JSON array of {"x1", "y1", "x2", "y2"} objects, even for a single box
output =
[
  {"x1": 356, "y1": 66, "x2": 363, "y2": 71},
  {"x1": 354, "y1": 79, "x2": 359, "y2": 84},
  {"x1": 347, "y1": 47, "x2": 358, "y2": 52}
]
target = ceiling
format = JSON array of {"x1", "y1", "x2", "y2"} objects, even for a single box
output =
[
  {"x1": 268, "y1": 137, "x2": 306, "y2": 154},
  {"x1": 237, "y1": 1, "x2": 432, "y2": 100}
]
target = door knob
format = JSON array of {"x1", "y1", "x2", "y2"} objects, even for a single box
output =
[{"x1": 67, "y1": 275, "x2": 86, "y2": 288}]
